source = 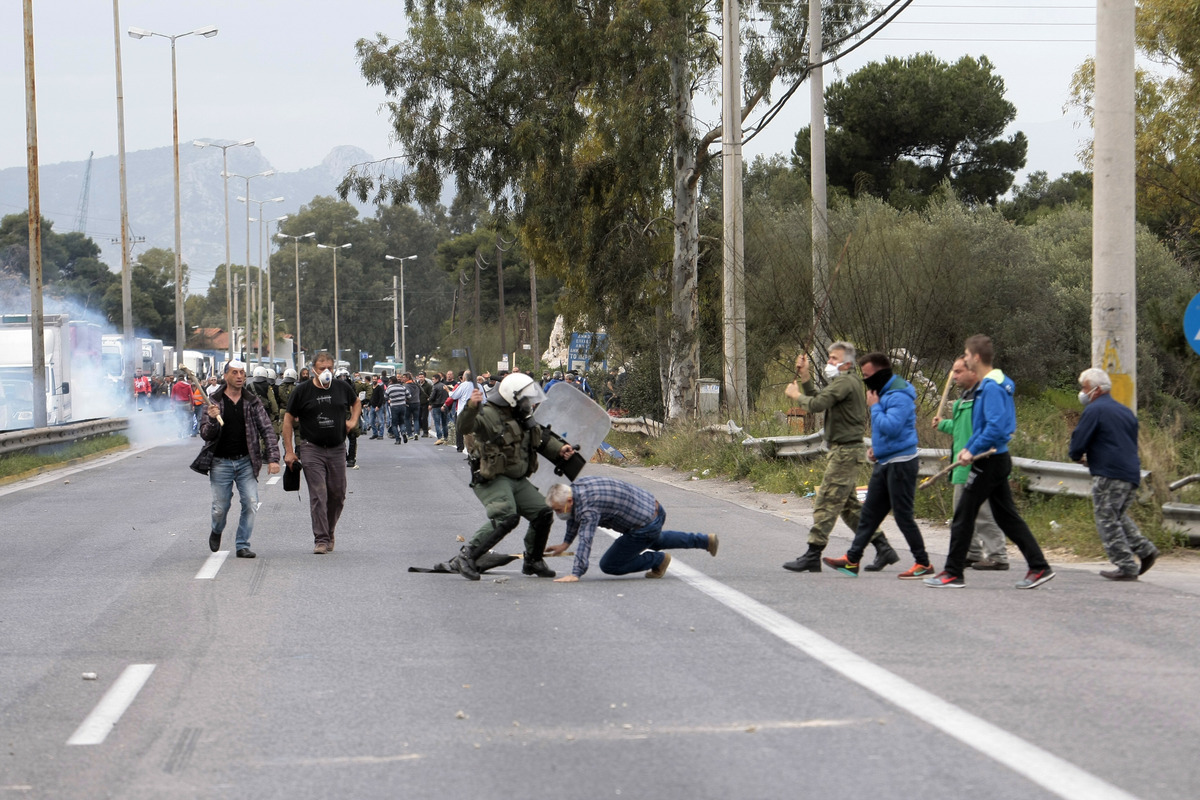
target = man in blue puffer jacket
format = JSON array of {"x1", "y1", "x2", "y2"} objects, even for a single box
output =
[
  {"x1": 924, "y1": 334, "x2": 1055, "y2": 590},
  {"x1": 824, "y1": 352, "x2": 933, "y2": 578}
]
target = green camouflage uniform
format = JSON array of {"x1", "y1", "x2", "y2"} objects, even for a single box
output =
[{"x1": 792, "y1": 371, "x2": 882, "y2": 548}]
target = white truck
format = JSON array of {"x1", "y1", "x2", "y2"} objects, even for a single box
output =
[{"x1": 0, "y1": 314, "x2": 102, "y2": 428}]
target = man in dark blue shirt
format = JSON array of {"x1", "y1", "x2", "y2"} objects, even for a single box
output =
[{"x1": 1068, "y1": 367, "x2": 1158, "y2": 580}]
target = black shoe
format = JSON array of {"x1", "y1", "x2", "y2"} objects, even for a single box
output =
[
  {"x1": 783, "y1": 547, "x2": 822, "y2": 572},
  {"x1": 455, "y1": 547, "x2": 480, "y2": 581},
  {"x1": 209, "y1": 531, "x2": 221, "y2": 552},
  {"x1": 1100, "y1": 568, "x2": 1138, "y2": 581},
  {"x1": 862, "y1": 538, "x2": 900, "y2": 572},
  {"x1": 522, "y1": 558, "x2": 556, "y2": 578},
  {"x1": 1139, "y1": 551, "x2": 1158, "y2": 575},
  {"x1": 395, "y1": 438, "x2": 402, "y2": 444},
  {"x1": 402, "y1": 433, "x2": 408, "y2": 443},
  {"x1": 236, "y1": 548, "x2": 256, "y2": 558},
  {"x1": 346, "y1": 460, "x2": 357, "y2": 469}
]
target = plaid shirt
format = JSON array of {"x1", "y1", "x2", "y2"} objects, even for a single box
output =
[{"x1": 562, "y1": 476, "x2": 658, "y2": 577}]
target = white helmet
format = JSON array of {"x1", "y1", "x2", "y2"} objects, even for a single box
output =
[
  {"x1": 266, "y1": 368, "x2": 277, "y2": 381},
  {"x1": 252, "y1": 366, "x2": 269, "y2": 380},
  {"x1": 335, "y1": 368, "x2": 350, "y2": 378},
  {"x1": 498, "y1": 372, "x2": 546, "y2": 408},
  {"x1": 282, "y1": 368, "x2": 297, "y2": 383}
]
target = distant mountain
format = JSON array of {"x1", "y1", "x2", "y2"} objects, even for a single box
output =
[{"x1": 0, "y1": 144, "x2": 376, "y2": 290}]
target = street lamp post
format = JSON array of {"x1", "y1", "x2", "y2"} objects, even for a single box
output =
[
  {"x1": 250, "y1": 210, "x2": 287, "y2": 366},
  {"x1": 193, "y1": 138, "x2": 253, "y2": 363},
  {"x1": 316, "y1": 242, "x2": 352, "y2": 369},
  {"x1": 385, "y1": 254, "x2": 418, "y2": 372},
  {"x1": 227, "y1": 170, "x2": 274, "y2": 361},
  {"x1": 276, "y1": 231, "x2": 315, "y2": 368},
  {"x1": 237, "y1": 194, "x2": 283, "y2": 364},
  {"x1": 128, "y1": 23, "x2": 218, "y2": 353}
]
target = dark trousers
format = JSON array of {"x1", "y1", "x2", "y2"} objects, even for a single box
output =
[
  {"x1": 945, "y1": 451, "x2": 1048, "y2": 578},
  {"x1": 418, "y1": 402, "x2": 430, "y2": 435},
  {"x1": 298, "y1": 442, "x2": 347, "y2": 545},
  {"x1": 846, "y1": 458, "x2": 929, "y2": 566}
]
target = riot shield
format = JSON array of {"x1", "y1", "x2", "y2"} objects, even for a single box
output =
[{"x1": 531, "y1": 383, "x2": 612, "y2": 492}]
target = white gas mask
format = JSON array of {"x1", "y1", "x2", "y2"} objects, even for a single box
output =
[{"x1": 318, "y1": 369, "x2": 333, "y2": 388}]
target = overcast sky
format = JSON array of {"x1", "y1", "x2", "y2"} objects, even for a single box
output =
[{"x1": 1, "y1": 0, "x2": 1096, "y2": 199}]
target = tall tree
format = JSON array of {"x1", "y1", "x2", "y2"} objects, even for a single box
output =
[
  {"x1": 344, "y1": 0, "x2": 871, "y2": 419},
  {"x1": 794, "y1": 54, "x2": 1027, "y2": 207}
]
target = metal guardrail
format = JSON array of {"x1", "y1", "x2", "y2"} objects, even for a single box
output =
[
  {"x1": 610, "y1": 417, "x2": 665, "y2": 437},
  {"x1": 0, "y1": 417, "x2": 130, "y2": 457},
  {"x1": 1162, "y1": 503, "x2": 1200, "y2": 547}
]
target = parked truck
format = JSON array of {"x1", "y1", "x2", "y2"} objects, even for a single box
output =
[{"x1": 0, "y1": 314, "x2": 104, "y2": 428}]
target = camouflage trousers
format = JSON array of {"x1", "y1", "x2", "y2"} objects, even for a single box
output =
[
  {"x1": 1092, "y1": 476, "x2": 1157, "y2": 575},
  {"x1": 808, "y1": 443, "x2": 882, "y2": 548}
]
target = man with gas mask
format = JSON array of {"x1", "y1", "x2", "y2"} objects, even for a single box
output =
[
  {"x1": 450, "y1": 373, "x2": 576, "y2": 581},
  {"x1": 781, "y1": 342, "x2": 899, "y2": 573},
  {"x1": 282, "y1": 351, "x2": 362, "y2": 554}
]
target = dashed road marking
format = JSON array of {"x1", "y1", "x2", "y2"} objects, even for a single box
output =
[
  {"x1": 66, "y1": 664, "x2": 156, "y2": 746},
  {"x1": 195, "y1": 550, "x2": 230, "y2": 580}
]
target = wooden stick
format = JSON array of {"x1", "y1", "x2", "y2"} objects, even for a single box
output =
[
  {"x1": 935, "y1": 369, "x2": 954, "y2": 420},
  {"x1": 919, "y1": 447, "x2": 996, "y2": 489},
  {"x1": 181, "y1": 366, "x2": 223, "y2": 426}
]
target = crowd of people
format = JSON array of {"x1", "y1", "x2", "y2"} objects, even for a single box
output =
[{"x1": 182, "y1": 333, "x2": 1155, "y2": 589}]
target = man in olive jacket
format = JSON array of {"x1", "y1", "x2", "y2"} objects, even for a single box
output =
[
  {"x1": 782, "y1": 341, "x2": 896, "y2": 573},
  {"x1": 450, "y1": 373, "x2": 575, "y2": 581}
]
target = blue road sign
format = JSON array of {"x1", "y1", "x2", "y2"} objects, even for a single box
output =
[{"x1": 1186, "y1": 292, "x2": 1200, "y2": 357}]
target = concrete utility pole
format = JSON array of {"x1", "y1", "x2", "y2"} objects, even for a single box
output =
[
  {"x1": 809, "y1": 0, "x2": 830, "y2": 359},
  {"x1": 721, "y1": 0, "x2": 748, "y2": 419},
  {"x1": 1092, "y1": 0, "x2": 1137, "y2": 411},
  {"x1": 113, "y1": 0, "x2": 135, "y2": 388},
  {"x1": 24, "y1": 0, "x2": 47, "y2": 429},
  {"x1": 496, "y1": 237, "x2": 507, "y2": 357},
  {"x1": 529, "y1": 260, "x2": 540, "y2": 365}
]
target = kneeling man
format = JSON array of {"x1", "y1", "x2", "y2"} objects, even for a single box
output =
[{"x1": 544, "y1": 476, "x2": 718, "y2": 582}]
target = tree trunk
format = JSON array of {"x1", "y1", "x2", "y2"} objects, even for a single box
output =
[{"x1": 665, "y1": 51, "x2": 700, "y2": 421}]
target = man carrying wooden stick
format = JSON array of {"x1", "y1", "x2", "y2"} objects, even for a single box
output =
[
  {"x1": 924, "y1": 335, "x2": 1055, "y2": 589},
  {"x1": 932, "y1": 357, "x2": 1010, "y2": 570},
  {"x1": 781, "y1": 342, "x2": 899, "y2": 573}
]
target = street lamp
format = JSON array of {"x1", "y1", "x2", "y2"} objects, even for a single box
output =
[
  {"x1": 237, "y1": 194, "x2": 283, "y2": 364},
  {"x1": 276, "y1": 231, "x2": 316, "y2": 367},
  {"x1": 385, "y1": 254, "x2": 418, "y2": 372},
  {"x1": 316, "y1": 242, "x2": 352, "y2": 370},
  {"x1": 193, "y1": 137, "x2": 254, "y2": 362},
  {"x1": 250, "y1": 210, "x2": 287, "y2": 366},
  {"x1": 227, "y1": 170, "x2": 273, "y2": 362},
  {"x1": 128, "y1": 23, "x2": 218, "y2": 353}
]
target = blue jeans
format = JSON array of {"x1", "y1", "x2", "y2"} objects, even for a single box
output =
[
  {"x1": 372, "y1": 407, "x2": 386, "y2": 437},
  {"x1": 390, "y1": 405, "x2": 407, "y2": 440},
  {"x1": 210, "y1": 455, "x2": 258, "y2": 550},
  {"x1": 598, "y1": 506, "x2": 710, "y2": 575},
  {"x1": 431, "y1": 407, "x2": 448, "y2": 440},
  {"x1": 406, "y1": 405, "x2": 420, "y2": 436}
]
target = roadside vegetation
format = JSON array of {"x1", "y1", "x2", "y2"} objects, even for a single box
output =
[{"x1": 0, "y1": 434, "x2": 129, "y2": 481}]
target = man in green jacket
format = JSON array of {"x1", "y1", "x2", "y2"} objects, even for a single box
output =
[
  {"x1": 933, "y1": 357, "x2": 1008, "y2": 569},
  {"x1": 781, "y1": 341, "x2": 897, "y2": 573},
  {"x1": 450, "y1": 373, "x2": 576, "y2": 581}
]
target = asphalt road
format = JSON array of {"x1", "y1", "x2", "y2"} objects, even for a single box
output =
[{"x1": 2, "y1": 427, "x2": 1198, "y2": 800}]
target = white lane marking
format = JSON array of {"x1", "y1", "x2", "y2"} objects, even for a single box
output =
[
  {"x1": 66, "y1": 664, "x2": 156, "y2": 745},
  {"x1": 195, "y1": 550, "x2": 231, "y2": 580},
  {"x1": 594, "y1": 525, "x2": 1137, "y2": 800},
  {"x1": 266, "y1": 475, "x2": 280, "y2": 486},
  {"x1": 664, "y1": 557, "x2": 1140, "y2": 800}
]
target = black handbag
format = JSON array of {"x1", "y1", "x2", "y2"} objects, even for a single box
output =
[{"x1": 283, "y1": 460, "x2": 302, "y2": 492}]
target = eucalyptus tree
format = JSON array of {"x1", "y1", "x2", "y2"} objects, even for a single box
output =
[{"x1": 344, "y1": 0, "x2": 872, "y2": 418}]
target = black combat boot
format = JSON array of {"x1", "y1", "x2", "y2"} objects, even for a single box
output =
[
  {"x1": 522, "y1": 509, "x2": 557, "y2": 578},
  {"x1": 863, "y1": 535, "x2": 900, "y2": 572},
  {"x1": 452, "y1": 546, "x2": 481, "y2": 581},
  {"x1": 783, "y1": 545, "x2": 823, "y2": 572}
]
